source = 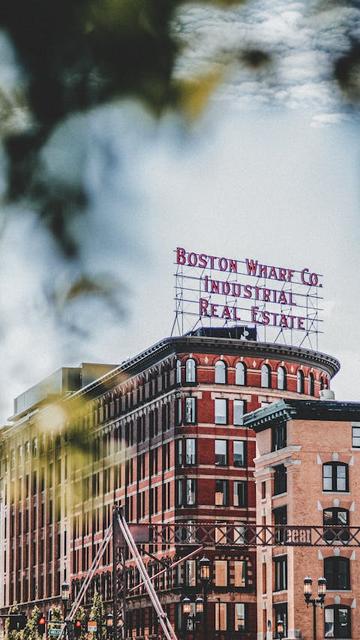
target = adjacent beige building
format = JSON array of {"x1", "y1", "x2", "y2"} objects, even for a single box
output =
[{"x1": 245, "y1": 399, "x2": 360, "y2": 640}]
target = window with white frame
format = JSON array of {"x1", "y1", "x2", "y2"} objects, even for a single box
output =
[
  {"x1": 215, "y1": 398, "x2": 227, "y2": 424},
  {"x1": 234, "y1": 441, "x2": 245, "y2": 467},
  {"x1": 235, "y1": 362, "x2": 246, "y2": 386},
  {"x1": 233, "y1": 399, "x2": 244, "y2": 425},
  {"x1": 184, "y1": 397, "x2": 196, "y2": 424},
  {"x1": 352, "y1": 424, "x2": 360, "y2": 448},
  {"x1": 215, "y1": 360, "x2": 226, "y2": 384},
  {"x1": 215, "y1": 440, "x2": 228, "y2": 466},
  {"x1": 185, "y1": 358, "x2": 196, "y2": 383}
]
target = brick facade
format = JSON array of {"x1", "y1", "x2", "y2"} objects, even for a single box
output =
[{"x1": 0, "y1": 332, "x2": 339, "y2": 638}]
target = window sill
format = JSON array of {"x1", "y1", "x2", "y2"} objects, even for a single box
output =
[
  {"x1": 322, "y1": 491, "x2": 350, "y2": 495},
  {"x1": 273, "y1": 492, "x2": 287, "y2": 499}
]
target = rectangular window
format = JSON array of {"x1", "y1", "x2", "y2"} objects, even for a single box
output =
[
  {"x1": 214, "y1": 560, "x2": 228, "y2": 587},
  {"x1": 215, "y1": 398, "x2": 227, "y2": 425},
  {"x1": 176, "y1": 479, "x2": 183, "y2": 507},
  {"x1": 234, "y1": 481, "x2": 247, "y2": 507},
  {"x1": 234, "y1": 441, "x2": 245, "y2": 467},
  {"x1": 352, "y1": 425, "x2": 360, "y2": 448},
  {"x1": 274, "y1": 555, "x2": 287, "y2": 591},
  {"x1": 185, "y1": 439, "x2": 196, "y2": 465},
  {"x1": 273, "y1": 506, "x2": 288, "y2": 543},
  {"x1": 323, "y1": 463, "x2": 349, "y2": 492},
  {"x1": 215, "y1": 479, "x2": 228, "y2": 506},
  {"x1": 185, "y1": 397, "x2": 196, "y2": 424},
  {"x1": 176, "y1": 399, "x2": 182, "y2": 425},
  {"x1": 185, "y1": 559, "x2": 196, "y2": 586},
  {"x1": 233, "y1": 400, "x2": 244, "y2": 426},
  {"x1": 272, "y1": 423, "x2": 287, "y2": 451},
  {"x1": 273, "y1": 464, "x2": 287, "y2": 496},
  {"x1": 215, "y1": 440, "x2": 228, "y2": 466},
  {"x1": 215, "y1": 603, "x2": 227, "y2": 631},
  {"x1": 234, "y1": 603, "x2": 246, "y2": 631},
  {"x1": 234, "y1": 561, "x2": 247, "y2": 588},
  {"x1": 186, "y1": 479, "x2": 196, "y2": 505}
]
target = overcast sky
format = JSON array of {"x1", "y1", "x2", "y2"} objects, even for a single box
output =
[{"x1": 1, "y1": 0, "x2": 360, "y2": 421}]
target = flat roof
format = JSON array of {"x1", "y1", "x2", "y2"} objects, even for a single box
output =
[{"x1": 244, "y1": 399, "x2": 360, "y2": 432}]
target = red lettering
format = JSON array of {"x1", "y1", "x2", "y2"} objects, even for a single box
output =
[
  {"x1": 232, "y1": 306, "x2": 241, "y2": 321},
  {"x1": 232, "y1": 283, "x2": 241, "y2": 297},
  {"x1": 209, "y1": 255, "x2": 215, "y2": 269},
  {"x1": 204, "y1": 275, "x2": 209, "y2": 293},
  {"x1": 188, "y1": 252, "x2": 198, "y2": 267},
  {"x1": 211, "y1": 280, "x2": 220, "y2": 294},
  {"x1": 246, "y1": 259, "x2": 258, "y2": 276},
  {"x1": 243, "y1": 285, "x2": 252, "y2": 299},
  {"x1": 210, "y1": 304, "x2": 218, "y2": 317},
  {"x1": 222, "y1": 305, "x2": 231, "y2": 319},
  {"x1": 262, "y1": 311, "x2": 270, "y2": 325},
  {"x1": 199, "y1": 253, "x2": 207, "y2": 268},
  {"x1": 222, "y1": 282, "x2": 230, "y2": 295},
  {"x1": 287, "y1": 269, "x2": 295, "y2": 282},
  {"x1": 280, "y1": 314, "x2": 288, "y2": 328},
  {"x1": 263, "y1": 288, "x2": 271, "y2": 302},
  {"x1": 279, "y1": 268, "x2": 287, "y2": 281},
  {"x1": 219, "y1": 257, "x2": 228, "y2": 271},
  {"x1": 301, "y1": 269, "x2": 319, "y2": 286},
  {"x1": 229, "y1": 259, "x2": 237, "y2": 273},
  {"x1": 176, "y1": 247, "x2": 186, "y2": 265},
  {"x1": 259, "y1": 264, "x2": 268, "y2": 278},
  {"x1": 251, "y1": 306, "x2": 259, "y2": 322},
  {"x1": 199, "y1": 298, "x2": 209, "y2": 316},
  {"x1": 268, "y1": 266, "x2": 277, "y2": 279},
  {"x1": 297, "y1": 317, "x2": 305, "y2": 330}
]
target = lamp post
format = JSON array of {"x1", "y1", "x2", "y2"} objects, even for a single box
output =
[
  {"x1": 276, "y1": 619, "x2": 284, "y2": 640},
  {"x1": 61, "y1": 582, "x2": 71, "y2": 639},
  {"x1": 199, "y1": 556, "x2": 210, "y2": 640},
  {"x1": 106, "y1": 614, "x2": 114, "y2": 639},
  {"x1": 181, "y1": 597, "x2": 204, "y2": 639},
  {"x1": 304, "y1": 576, "x2": 327, "y2": 640}
]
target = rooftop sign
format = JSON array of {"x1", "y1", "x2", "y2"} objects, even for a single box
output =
[{"x1": 173, "y1": 247, "x2": 323, "y2": 348}]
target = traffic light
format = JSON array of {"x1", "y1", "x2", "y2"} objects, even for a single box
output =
[
  {"x1": 9, "y1": 614, "x2": 26, "y2": 631},
  {"x1": 74, "y1": 620, "x2": 82, "y2": 638},
  {"x1": 37, "y1": 614, "x2": 46, "y2": 636}
]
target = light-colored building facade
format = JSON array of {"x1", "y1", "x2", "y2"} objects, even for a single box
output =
[{"x1": 245, "y1": 399, "x2": 360, "y2": 640}]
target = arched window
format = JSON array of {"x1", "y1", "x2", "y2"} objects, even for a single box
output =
[
  {"x1": 235, "y1": 362, "x2": 247, "y2": 386},
  {"x1": 324, "y1": 605, "x2": 351, "y2": 638},
  {"x1": 323, "y1": 462, "x2": 349, "y2": 492},
  {"x1": 261, "y1": 364, "x2": 271, "y2": 389},
  {"x1": 176, "y1": 360, "x2": 182, "y2": 385},
  {"x1": 323, "y1": 508, "x2": 349, "y2": 542},
  {"x1": 324, "y1": 557, "x2": 350, "y2": 590},
  {"x1": 309, "y1": 372, "x2": 315, "y2": 396},
  {"x1": 215, "y1": 360, "x2": 226, "y2": 384},
  {"x1": 297, "y1": 370, "x2": 305, "y2": 394},
  {"x1": 185, "y1": 358, "x2": 196, "y2": 383},
  {"x1": 277, "y1": 366, "x2": 286, "y2": 391}
]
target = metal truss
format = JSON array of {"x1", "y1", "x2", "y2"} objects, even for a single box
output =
[{"x1": 127, "y1": 522, "x2": 360, "y2": 548}]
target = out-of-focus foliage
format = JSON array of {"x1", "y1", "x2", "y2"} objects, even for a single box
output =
[
  {"x1": 0, "y1": 0, "x2": 252, "y2": 260},
  {"x1": 90, "y1": 593, "x2": 106, "y2": 640}
]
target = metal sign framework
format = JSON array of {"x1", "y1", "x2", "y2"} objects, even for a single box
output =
[
  {"x1": 60, "y1": 512, "x2": 359, "y2": 640},
  {"x1": 172, "y1": 248, "x2": 323, "y2": 350}
]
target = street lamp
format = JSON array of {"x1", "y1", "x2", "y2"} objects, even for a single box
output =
[
  {"x1": 106, "y1": 613, "x2": 114, "y2": 638},
  {"x1": 199, "y1": 556, "x2": 210, "y2": 640},
  {"x1": 61, "y1": 582, "x2": 71, "y2": 640},
  {"x1": 276, "y1": 619, "x2": 284, "y2": 640},
  {"x1": 303, "y1": 576, "x2": 327, "y2": 640}
]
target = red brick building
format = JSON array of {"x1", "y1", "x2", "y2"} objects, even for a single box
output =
[{"x1": 0, "y1": 329, "x2": 339, "y2": 637}]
